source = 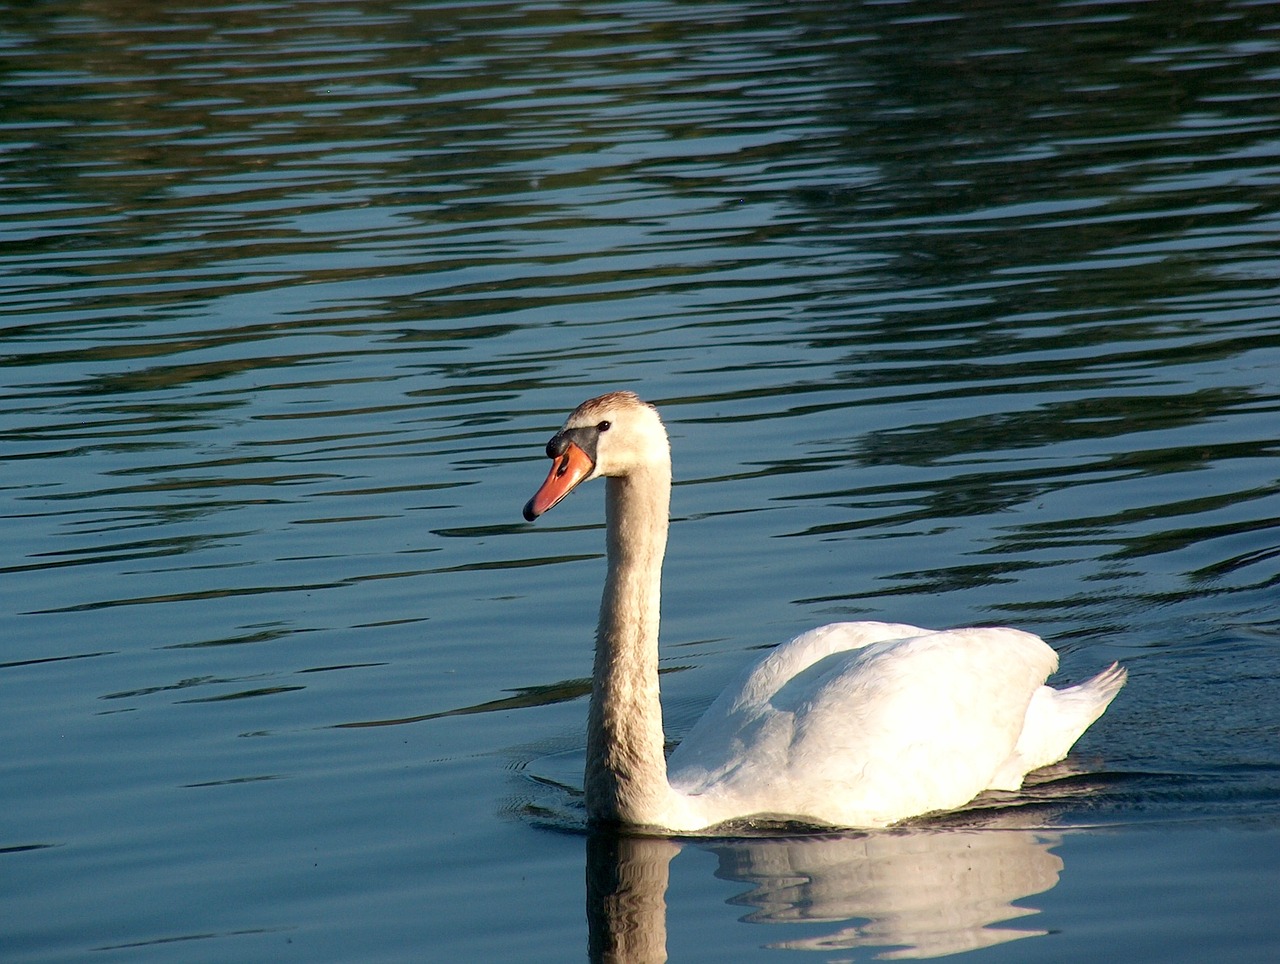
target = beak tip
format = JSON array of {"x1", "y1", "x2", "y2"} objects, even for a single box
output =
[{"x1": 522, "y1": 499, "x2": 539, "y2": 522}]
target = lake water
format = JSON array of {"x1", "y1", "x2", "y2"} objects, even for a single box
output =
[{"x1": 3, "y1": 0, "x2": 1279, "y2": 960}]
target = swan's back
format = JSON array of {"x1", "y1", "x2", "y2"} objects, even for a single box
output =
[{"x1": 667, "y1": 621, "x2": 1111, "y2": 829}]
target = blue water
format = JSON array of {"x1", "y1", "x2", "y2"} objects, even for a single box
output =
[{"x1": 3, "y1": 0, "x2": 1280, "y2": 960}]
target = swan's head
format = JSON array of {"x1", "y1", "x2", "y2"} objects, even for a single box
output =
[{"x1": 523, "y1": 390, "x2": 668, "y2": 521}]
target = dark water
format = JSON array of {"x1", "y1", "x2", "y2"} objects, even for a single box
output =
[{"x1": 3, "y1": 1, "x2": 1279, "y2": 960}]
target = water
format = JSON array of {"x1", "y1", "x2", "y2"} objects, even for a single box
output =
[{"x1": 3, "y1": 0, "x2": 1279, "y2": 959}]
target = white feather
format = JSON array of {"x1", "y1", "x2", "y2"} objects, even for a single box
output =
[{"x1": 526, "y1": 392, "x2": 1126, "y2": 832}]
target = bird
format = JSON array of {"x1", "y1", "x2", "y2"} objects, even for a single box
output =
[{"x1": 522, "y1": 390, "x2": 1126, "y2": 833}]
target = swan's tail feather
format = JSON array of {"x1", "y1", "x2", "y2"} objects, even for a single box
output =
[
  {"x1": 987, "y1": 661, "x2": 1127, "y2": 791},
  {"x1": 1074, "y1": 661, "x2": 1128, "y2": 705}
]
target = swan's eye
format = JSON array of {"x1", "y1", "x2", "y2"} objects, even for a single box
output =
[{"x1": 597, "y1": 420, "x2": 611, "y2": 432}]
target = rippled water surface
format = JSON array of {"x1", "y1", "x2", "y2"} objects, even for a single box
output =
[{"x1": 4, "y1": 1, "x2": 1280, "y2": 960}]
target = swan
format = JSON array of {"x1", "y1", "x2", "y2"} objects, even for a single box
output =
[{"x1": 522, "y1": 390, "x2": 1126, "y2": 832}]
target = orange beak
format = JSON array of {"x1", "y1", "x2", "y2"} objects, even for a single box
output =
[{"x1": 523, "y1": 441, "x2": 595, "y2": 521}]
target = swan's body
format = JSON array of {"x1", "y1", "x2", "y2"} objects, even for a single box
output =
[{"x1": 523, "y1": 391, "x2": 1125, "y2": 833}]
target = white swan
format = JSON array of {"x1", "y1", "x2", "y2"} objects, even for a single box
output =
[{"x1": 523, "y1": 391, "x2": 1126, "y2": 833}]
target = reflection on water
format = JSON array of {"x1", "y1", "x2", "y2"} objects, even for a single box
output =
[
  {"x1": 588, "y1": 833, "x2": 680, "y2": 964},
  {"x1": 718, "y1": 830, "x2": 1060, "y2": 957},
  {"x1": 588, "y1": 826, "x2": 1062, "y2": 962}
]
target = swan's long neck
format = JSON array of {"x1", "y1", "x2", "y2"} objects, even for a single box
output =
[{"x1": 585, "y1": 460, "x2": 674, "y2": 827}]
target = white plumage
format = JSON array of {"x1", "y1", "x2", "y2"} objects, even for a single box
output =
[{"x1": 523, "y1": 391, "x2": 1125, "y2": 833}]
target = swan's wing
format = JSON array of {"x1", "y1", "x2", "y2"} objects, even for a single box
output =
[
  {"x1": 696, "y1": 620, "x2": 934, "y2": 720},
  {"x1": 670, "y1": 626, "x2": 1059, "y2": 827},
  {"x1": 668, "y1": 621, "x2": 930, "y2": 775}
]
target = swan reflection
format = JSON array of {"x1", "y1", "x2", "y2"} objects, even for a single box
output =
[{"x1": 587, "y1": 825, "x2": 1063, "y2": 962}]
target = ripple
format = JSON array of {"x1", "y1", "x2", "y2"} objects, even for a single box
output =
[{"x1": 3, "y1": 2, "x2": 1279, "y2": 961}]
